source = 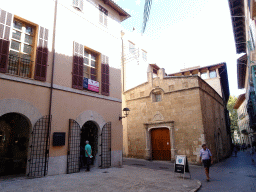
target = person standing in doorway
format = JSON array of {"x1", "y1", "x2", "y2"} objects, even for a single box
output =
[
  {"x1": 85, "y1": 140, "x2": 92, "y2": 171},
  {"x1": 200, "y1": 144, "x2": 213, "y2": 182}
]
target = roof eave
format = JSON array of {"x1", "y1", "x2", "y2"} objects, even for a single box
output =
[
  {"x1": 228, "y1": 0, "x2": 246, "y2": 54},
  {"x1": 102, "y1": 0, "x2": 131, "y2": 21}
]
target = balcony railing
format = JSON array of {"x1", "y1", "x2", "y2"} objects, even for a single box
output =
[{"x1": 7, "y1": 54, "x2": 33, "y2": 78}]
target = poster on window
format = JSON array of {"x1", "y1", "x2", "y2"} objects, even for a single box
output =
[{"x1": 83, "y1": 78, "x2": 99, "y2": 93}]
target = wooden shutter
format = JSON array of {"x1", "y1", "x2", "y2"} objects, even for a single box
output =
[
  {"x1": 99, "y1": 5, "x2": 108, "y2": 26},
  {"x1": 99, "y1": 11, "x2": 103, "y2": 24},
  {"x1": 72, "y1": 41, "x2": 83, "y2": 90},
  {"x1": 34, "y1": 26, "x2": 49, "y2": 81},
  {"x1": 0, "y1": 9, "x2": 12, "y2": 73},
  {"x1": 101, "y1": 55, "x2": 109, "y2": 96}
]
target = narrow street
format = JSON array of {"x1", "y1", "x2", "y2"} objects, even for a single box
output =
[{"x1": 123, "y1": 151, "x2": 256, "y2": 192}]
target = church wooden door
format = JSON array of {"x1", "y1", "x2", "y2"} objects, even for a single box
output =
[{"x1": 151, "y1": 128, "x2": 171, "y2": 160}]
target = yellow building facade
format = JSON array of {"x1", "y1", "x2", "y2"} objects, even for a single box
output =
[{"x1": 0, "y1": 0, "x2": 130, "y2": 177}]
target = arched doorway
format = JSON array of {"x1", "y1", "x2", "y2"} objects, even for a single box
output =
[
  {"x1": 81, "y1": 121, "x2": 98, "y2": 168},
  {"x1": 0, "y1": 113, "x2": 30, "y2": 176},
  {"x1": 151, "y1": 128, "x2": 171, "y2": 160}
]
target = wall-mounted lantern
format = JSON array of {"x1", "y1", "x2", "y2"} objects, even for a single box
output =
[{"x1": 119, "y1": 108, "x2": 130, "y2": 120}]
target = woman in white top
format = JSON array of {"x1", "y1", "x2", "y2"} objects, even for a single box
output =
[{"x1": 199, "y1": 144, "x2": 213, "y2": 181}]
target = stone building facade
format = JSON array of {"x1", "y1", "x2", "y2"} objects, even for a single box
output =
[{"x1": 123, "y1": 67, "x2": 231, "y2": 164}]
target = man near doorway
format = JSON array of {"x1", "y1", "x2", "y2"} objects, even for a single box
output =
[
  {"x1": 85, "y1": 140, "x2": 92, "y2": 171},
  {"x1": 199, "y1": 144, "x2": 213, "y2": 182}
]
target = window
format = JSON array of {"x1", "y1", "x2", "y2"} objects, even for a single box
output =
[
  {"x1": 83, "y1": 49, "x2": 97, "y2": 81},
  {"x1": 152, "y1": 92, "x2": 162, "y2": 102},
  {"x1": 0, "y1": 9, "x2": 48, "y2": 81},
  {"x1": 99, "y1": 5, "x2": 108, "y2": 27},
  {"x1": 129, "y1": 41, "x2": 135, "y2": 54},
  {"x1": 209, "y1": 70, "x2": 217, "y2": 78},
  {"x1": 142, "y1": 50, "x2": 147, "y2": 61},
  {"x1": 8, "y1": 19, "x2": 35, "y2": 77},
  {"x1": 73, "y1": 0, "x2": 83, "y2": 11},
  {"x1": 200, "y1": 72, "x2": 208, "y2": 79}
]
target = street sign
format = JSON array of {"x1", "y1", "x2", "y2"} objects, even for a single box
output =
[{"x1": 174, "y1": 155, "x2": 190, "y2": 179}]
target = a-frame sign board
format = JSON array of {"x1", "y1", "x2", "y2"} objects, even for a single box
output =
[{"x1": 174, "y1": 155, "x2": 191, "y2": 179}]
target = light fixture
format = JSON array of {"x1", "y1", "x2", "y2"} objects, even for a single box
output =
[{"x1": 119, "y1": 108, "x2": 130, "y2": 120}]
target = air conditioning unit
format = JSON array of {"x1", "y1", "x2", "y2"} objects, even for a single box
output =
[{"x1": 73, "y1": 0, "x2": 83, "y2": 11}]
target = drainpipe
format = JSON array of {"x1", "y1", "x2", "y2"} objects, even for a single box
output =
[
  {"x1": 121, "y1": 33, "x2": 125, "y2": 93},
  {"x1": 44, "y1": 0, "x2": 58, "y2": 176}
]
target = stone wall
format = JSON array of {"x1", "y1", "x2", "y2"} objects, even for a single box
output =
[{"x1": 199, "y1": 79, "x2": 231, "y2": 162}]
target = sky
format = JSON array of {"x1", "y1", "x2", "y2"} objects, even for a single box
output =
[{"x1": 114, "y1": 0, "x2": 245, "y2": 97}]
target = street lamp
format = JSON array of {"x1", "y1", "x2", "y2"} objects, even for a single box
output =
[{"x1": 119, "y1": 108, "x2": 130, "y2": 120}]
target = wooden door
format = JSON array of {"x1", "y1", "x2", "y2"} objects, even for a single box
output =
[{"x1": 151, "y1": 128, "x2": 171, "y2": 160}]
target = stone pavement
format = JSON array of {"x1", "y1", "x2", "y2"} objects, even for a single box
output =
[{"x1": 0, "y1": 165, "x2": 201, "y2": 192}]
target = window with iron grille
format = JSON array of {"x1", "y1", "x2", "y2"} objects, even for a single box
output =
[
  {"x1": 0, "y1": 9, "x2": 48, "y2": 81},
  {"x1": 83, "y1": 49, "x2": 97, "y2": 81},
  {"x1": 8, "y1": 19, "x2": 35, "y2": 78},
  {"x1": 73, "y1": 0, "x2": 83, "y2": 11},
  {"x1": 99, "y1": 5, "x2": 108, "y2": 27}
]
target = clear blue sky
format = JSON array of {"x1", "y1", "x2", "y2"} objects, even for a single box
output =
[{"x1": 114, "y1": 0, "x2": 245, "y2": 97}]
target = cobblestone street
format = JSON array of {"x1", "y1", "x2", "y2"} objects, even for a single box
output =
[{"x1": 123, "y1": 150, "x2": 256, "y2": 192}]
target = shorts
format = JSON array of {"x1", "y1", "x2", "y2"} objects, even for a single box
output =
[{"x1": 202, "y1": 159, "x2": 211, "y2": 168}]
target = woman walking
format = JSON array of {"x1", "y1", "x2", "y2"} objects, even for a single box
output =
[{"x1": 200, "y1": 144, "x2": 213, "y2": 182}]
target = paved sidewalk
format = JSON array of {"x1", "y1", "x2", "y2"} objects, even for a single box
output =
[{"x1": 0, "y1": 165, "x2": 201, "y2": 192}]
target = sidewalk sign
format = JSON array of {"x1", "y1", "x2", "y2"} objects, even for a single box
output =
[{"x1": 174, "y1": 155, "x2": 191, "y2": 179}]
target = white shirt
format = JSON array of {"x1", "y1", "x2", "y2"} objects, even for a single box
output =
[{"x1": 200, "y1": 148, "x2": 212, "y2": 160}]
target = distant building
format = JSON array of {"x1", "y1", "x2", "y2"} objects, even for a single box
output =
[
  {"x1": 233, "y1": 130, "x2": 241, "y2": 144},
  {"x1": 122, "y1": 64, "x2": 231, "y2": 164},
  {"x1": 121, "y1": 29, "x2": 149, "y2": 91},
  {"x1": 234, "y1": 93, "x2": 253, "y2": 145}
]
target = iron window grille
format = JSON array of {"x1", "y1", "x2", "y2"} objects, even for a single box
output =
[{"x1": 8, "y1": 54, "x2": 33, "y2": 77}]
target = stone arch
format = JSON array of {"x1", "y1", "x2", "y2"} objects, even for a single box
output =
[
  {"x1": 76, "y1": 110, "x2": 106, "y2": 131},
  {"x1": 75, "y1": 110, "x2": 106, "y2": 168},
  {"x1": 0, "y1": 99, "x2": 42, "y2": 127},
  {"x1": 149, "y1": 87, "x2": 165, "y2": 96}
]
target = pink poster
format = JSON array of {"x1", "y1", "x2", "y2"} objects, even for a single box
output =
[{"x1": 88, "y1": 79, "x2": 99, "y2": 92}]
